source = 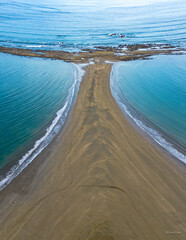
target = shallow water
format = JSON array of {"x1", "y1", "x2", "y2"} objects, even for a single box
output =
[
  {"x1": 0, "y1": 53, "x2": 80, "y2": 188},
  {"x1": 111, "y1": 55, "x2": 186, "y2": 163},
  {"x1": 0, "y1": 0, "x2": 186, "y2": 50}
]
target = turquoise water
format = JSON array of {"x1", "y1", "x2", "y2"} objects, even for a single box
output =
[
  {"x1": 111, "y1": 55, "x2": 186, "y2": 163},
  {"x1": 0, "y1": 53, "x2": 80, "y2": 189},
  {"x1": 0, "y1": 0, "x2": 186, "y2": 50}
]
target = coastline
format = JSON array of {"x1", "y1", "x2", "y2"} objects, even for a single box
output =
[
  {"x1": 110, "y1": 61, "x2": 186, "y2": 164},
  {"x1": 0, "y1": 60, "x2": 82, "y2": 191},
  {"x1": 0, "y1": 59, "x2": 185, "y2": 239},
  {"x1": 0, "y1": 43, "x2": 185, "y2": 63},
  {"x1": 0, "y1": 44, "x2": 185, "y2": 190}
]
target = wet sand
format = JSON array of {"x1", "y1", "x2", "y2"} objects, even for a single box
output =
[
  {"x1": 0, "y1": 44, "x2": 184, "y2": 63},
  {"x1": 0, "y1": 59, "x2": 186, "y2": 240}
]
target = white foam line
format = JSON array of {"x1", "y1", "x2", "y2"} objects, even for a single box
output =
[
  {"x1": 0, "y1": 62, "x2": 84, "y2": 191},
  {"x1": 105, "y1": 60, "x2": 115, "y2": 64},
  {"x1": 110, "y1": 62, "x2": 186, "y2": 164},
  {"x1": 122, "y1": 47, "x2": 128, "y2": 51},
  {"x1": 24, "y1": 45, "x2": 46, "y2": 48},
  {"x1": 114, "y1": 52, "x2": 127, "y2": 56},
  {"x1": 77, "y1": 59, "x2": 95, "y2": 77}
]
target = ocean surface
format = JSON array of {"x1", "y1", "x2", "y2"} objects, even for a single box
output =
[
  {"x1": 0, "y1": 53, "x2": 81, "y2": 189},
  {"x1": 0, "y1": 0, "x2": 185, "y2": 189},
  {"x1": 0, "y1": 0, "x2": 186, "y2": 51},
  {"x1": 111, "y1": 55, "x2": 186, "y2": 163}
]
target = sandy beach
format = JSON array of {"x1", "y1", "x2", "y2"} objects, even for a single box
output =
[{"x1": 0, "y1": 59, "x2": 186, "y2": 239}]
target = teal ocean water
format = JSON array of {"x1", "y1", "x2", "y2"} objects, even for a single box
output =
[
  {"x1": 0, "y1": 53, "x2": 81, "y2": 189},
  {"x1": 111, "y1": 55, "x2": 186, "y2": 163}
]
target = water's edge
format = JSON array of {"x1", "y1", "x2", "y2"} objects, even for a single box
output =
[
  {"x1": 1, "y1": 57, "x2": 185, "y2": 192},
  {"x1": 0, "y1": 62, "x2": 84, "y2": 191},
  {"x1": 110, "y1": 62, "x2": 186, "y2": 165}
]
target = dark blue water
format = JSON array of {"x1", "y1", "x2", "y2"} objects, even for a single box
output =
[
  {"x1": 111, "y1": 55, "x2": 186, "y2": 163},
  {"x1": 0, "y1": 53, "x2": 81, "y2": 189},
  {"x1": 0, "y1": 0, "x2": 186, "y2": 51}
]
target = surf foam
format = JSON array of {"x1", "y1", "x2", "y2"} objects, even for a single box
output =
[
  {"x1": 0, "y1": 62, "x2": 84, "y2": 191},
  {"x1": 110, "y1": 62, "x2": 186, "y2": 164}
]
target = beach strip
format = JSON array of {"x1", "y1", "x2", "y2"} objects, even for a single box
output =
[{"x1": 0, "y1": 60, "x2": 185, "y2": 240}]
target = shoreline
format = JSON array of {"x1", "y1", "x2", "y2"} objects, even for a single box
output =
[
  {"x1": 0, "y1": 44, "x2": 185, "y2": 190},
  {"x1": 110, "y1": 62, "x2": 186, "y2": 164},
  {"x1": 0, "y1": 59, "x2": 185, "y2": 239},
  {"x1": 0, "y1": 60, "x2": 83, "y2": 191},
  {"x1": 0, "y1": 43, "x2": 185, "y2": 63},
  {"x1": 0, "y1": 51, "x2": 185, "y2": 192}
]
